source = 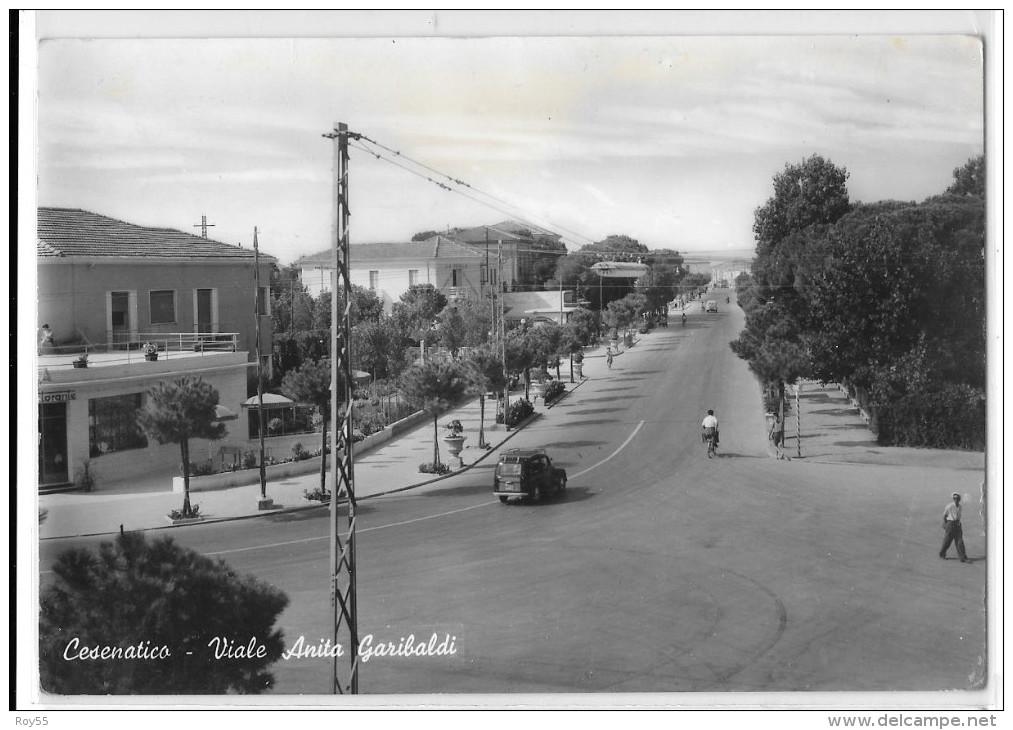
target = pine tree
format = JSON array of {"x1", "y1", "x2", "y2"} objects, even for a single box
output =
[
  {"x1": 40, "y1": 532, "x2": 289, "y2": 694},
  {"x1": 399, "y1": 359, "x2": 468, "y2": 466},
  {"x1": 136, "y1": 377, "x2": 226, "y2": 518}
]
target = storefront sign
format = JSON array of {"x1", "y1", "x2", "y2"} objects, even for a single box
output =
[{"x1": 40, "y1": 390, "x2": 77, "y2": 404}]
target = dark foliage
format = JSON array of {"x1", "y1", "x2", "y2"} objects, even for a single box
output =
[{"x1": 40, "y1": 532, "x2": 289, "y2": 694}]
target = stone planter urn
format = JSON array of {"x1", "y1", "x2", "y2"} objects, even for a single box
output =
[
  {"x1": 443, "y1": 434, "x2": 466, "y2": 468},
  {"x1": 145, "y1": 353, "x2": 158, "y2": 362}
]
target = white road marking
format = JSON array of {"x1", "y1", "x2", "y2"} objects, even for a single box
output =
[
  {"x1": 569, "y1": 420, "x2": 645, "y2": 479},
  {"x1": 41, "y1": 422, "x2": 647, "y2": 566}
]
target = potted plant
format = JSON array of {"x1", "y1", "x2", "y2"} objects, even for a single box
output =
[
  {"x1": 72, "y1": 353, "x2": 89, "y2": 369},
  {"x1": 443, "y1": 419, "x2": 466, "y2": 466},
  {"x1": 143, "y1": 342, "x2": 159, "y2": 361},
  {"x1": 571, "y1": 350, "x2": 584, "y2": 378}
]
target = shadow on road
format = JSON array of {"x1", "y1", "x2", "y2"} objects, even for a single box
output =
[
  {"x1": 261, "y1": 502, "x2": 379, "y2": 523},
  {"x1": 565, "y1": 408, "x2": 622, "y2": 415},
  {"x1": 418, "y1": 483, "x2": 492, "y2": 498},
  {"x1": 579, "y1": 395, "x2": 643, "y2": 404},
  {"x1": 538, "y1": 440, "x2": 610, "y2": 450},
  {"x1": 500, "y1": 486, "x2": 597, "y2": 506},
  {"x1": 832, "y1": 439, "x2": 880, "y2": 448},
  {"x1": 554, "y1": 419, "x2": 616, "y2": 428}
]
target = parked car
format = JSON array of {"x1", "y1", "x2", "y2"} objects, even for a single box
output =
[
  {"x1": 494, "y1": 448, "x2": 567, "y2": 503},
  {"x1": 705, "y1": 300, "x2": 718, "y2": 312}
]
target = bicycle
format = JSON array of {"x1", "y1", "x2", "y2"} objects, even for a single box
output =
[{"x1": 703, "y1": 428, "x2": 718, "y2": 458}]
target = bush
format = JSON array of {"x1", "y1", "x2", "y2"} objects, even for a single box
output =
[
  {"x1": 185, "y1": 460, "x2": 216, "y2": 477},
  {"x1": 168, "y1": 504, "x2": 200, "y2": 520},
  {"x1": 418, "y1": 461, "x2": 452, "y2": 475},
  {"x1": 503, "y1": 398, "x2": 535, "y2": 426},
  {"x1": 242, "y1": 450, "x2": 258, "y2": 469},
  {"x1": 544, "y1": 380, "x2": 566, "y2": 403},
  {"x1": 291, "y1": 443, "x2": 310, "y2": 461},
  {"x1": 873, "y1": 383, "x2": 985, "y2": 449},
  {"x1": 40, "y1": 531, "x2": 288, "y2": 694},
  {"x1": 303, "y1": 487, "x2": 329, "y2": 502}
]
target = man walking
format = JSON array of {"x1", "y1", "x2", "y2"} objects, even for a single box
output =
[{"x1": 940, "y1": 492, "x2": 970, "y2": 563}]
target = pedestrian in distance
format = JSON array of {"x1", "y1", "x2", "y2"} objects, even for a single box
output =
[
  {"x1": 606, "y1": 346, "x2": 614, "y2": 369},
  {"x1": 939, "y1": 492, "x2": 970, "y2": 563}
]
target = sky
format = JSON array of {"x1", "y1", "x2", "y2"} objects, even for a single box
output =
[{"x1": 32, "y1": 13, "x2": 985, "y2": 265}]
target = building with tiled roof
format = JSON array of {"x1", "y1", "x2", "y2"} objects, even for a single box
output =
[
  {"x1": 38, "y1": 207, "x2": 266, "y2": 260},
  {"x1": 37, "y1": 207, "x2": 275, "y2": 357},
  {"x1": 36, "y1": 207, "x2": 277, "y2": 492},
  {"x1": 295, "y1": 237, "x2": 488, "y2": 310}
]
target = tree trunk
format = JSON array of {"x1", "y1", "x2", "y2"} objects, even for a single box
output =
[
  {"x1": 320, "y1": 415, "x2": 328, "y2": 495},
  {"x1": 478, "y1": 394, "x2": 486, "y2": 448},
  {"x1": 432, "y1": 414, "x2": 441, "y2": 466},
  {"x1": 569, "y1": 355, "x2": 574, "y2": 384},
  {"x1": 181, "y1": 439, "x2": 192, "y2": 517},
  {"x1": 524, "y1": 369, "x2": 531, "y2": 401}
]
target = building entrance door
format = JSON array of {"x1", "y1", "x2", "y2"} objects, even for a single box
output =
[
  {"x1": 196, "y1": 288, "x2": 213, "y2": 334},
  {"x1": 110, "y1": 291, "x2": 130, "y2": 344},
  {"x1": 39, "y1": 402, "x2": 69, "y2": 486}
]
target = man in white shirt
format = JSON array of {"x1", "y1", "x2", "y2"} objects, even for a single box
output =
[
  {"x1": 701, "y1": 410, "x2": 719, "y2": 449},
  {"x1": 940, "y1": 492, "x2": 970, "y2": 563}
]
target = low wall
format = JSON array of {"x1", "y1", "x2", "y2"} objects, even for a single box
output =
[{"x1": 173, "y1": 410, "x2": 428, "y2": 493}]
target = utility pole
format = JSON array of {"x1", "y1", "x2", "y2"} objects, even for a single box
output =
[
  {"x1": 254, "y1": 227, "x2": 272, "y2": 510},
  {"x1": 795, "y1": 382, "x2": 802, "y2": 458},
  {"x1": 193, "y1": 215, "x2": 215, "y2": 238},
  {"x1": 324, "y1": 121, "x2": 360, "y2": 694},
  {"x1": 499, "y1": 239, "x2": 509, "y2": 429}
]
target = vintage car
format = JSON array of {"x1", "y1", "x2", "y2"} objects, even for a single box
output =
[
  {"x1": 705, "y1": 299, "x2": 718, "y2": 312},
  {"x1": 493, "y1": 448, "x2": 567, "y2": 503}
]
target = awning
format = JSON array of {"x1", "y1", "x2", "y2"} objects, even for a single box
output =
[
  {"x1": 241, "y1": 393, "x2": 295, "y2": 408},
  {"x1": 213, "y1": 405, "x2": 238, "y2": 421}
]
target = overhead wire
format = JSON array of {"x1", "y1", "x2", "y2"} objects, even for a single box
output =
[{"x1": 352, "y1": 135, "x2": 596, "y2": 248}]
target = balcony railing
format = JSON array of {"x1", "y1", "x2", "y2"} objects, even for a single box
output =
[{"x1": 38, "y1": 332, "x2": 240, "y2": 370}]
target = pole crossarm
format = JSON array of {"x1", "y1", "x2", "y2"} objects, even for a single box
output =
[{"x1": 328, "y1": 122, "x2": 359, "y2": 695}]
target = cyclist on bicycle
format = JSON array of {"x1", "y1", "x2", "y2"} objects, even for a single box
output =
[{"x1": 701, "y1": 410, "x2": 719, "y2": 453}]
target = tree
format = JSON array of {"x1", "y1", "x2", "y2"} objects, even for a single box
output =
[
  {"x1": 412, "y1": 229, "x2": 442, "y2": 242},
  {"x1": 391, "y1": 284, "x2": 448, "y2": 352},
  {"x1": 136, "y1": 378, "x2": 226, "y2": 518},
  {"x1": 945, "y1": 155, "x2": 984, "y2": 197},
  {"x1": 399, "y1": 359, "x2": 468, "y2": 467},
  {"x1": 732, "y1": 155, "x2": 851, "y2": 416},
  {"x1": 463, "y1": 344, "x2": 507, "y2": 448},
  {"x1": 437, "y1": 305, "x2": 467, "y2": 357},
  {"x1": 270, "y1": 264, "x2": 317, "y2": 334},
  {"x1": 40, "y1": 531, "x2": 289, "y2": 694},
  {"x1": 354, "y1": 318, "x2": 410, "y2": 382},
  {"x1": 280, "y1": 358, "x2": 332, "y2": 495},
  {"x1": 752, "y1": 154, "x2": 851, "y2": 262},
  {"x1": 503, "y1": 326, "x2": 538, "y2": 400}
]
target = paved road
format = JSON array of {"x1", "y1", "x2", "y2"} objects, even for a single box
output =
[{"x1": 40, "y1": 291, "x2": 986, "y2": 695}]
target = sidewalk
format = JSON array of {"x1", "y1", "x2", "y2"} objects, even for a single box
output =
[
  {"x1": 38, "y1": 353, "x2": 603, "y2": 540},
  {"x1": 768, "y1": 380, "x2": 984, "y2": 472}
]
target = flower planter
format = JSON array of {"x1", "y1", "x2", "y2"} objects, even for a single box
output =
[
  {"x1": 72, "y1": 361, "x2": 88, "y2": 369},
  {"x1": 443, "y1": 435, "x2": 466, "y2": 467},
  {"x1": 145, "y1": 353, "x2": 158, "y2": 362}
]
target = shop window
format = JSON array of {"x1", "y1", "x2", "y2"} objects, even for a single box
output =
[
  {"x1": 149, "y1": 290, "x2": 176, "y2": 325},
  {"x1": 89, "y1": 393, "x2": 148, "y2": 457}
]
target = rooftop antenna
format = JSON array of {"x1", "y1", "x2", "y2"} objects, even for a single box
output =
[{"x1": 193, "y1": 215, "x2": 215, "y2": 238}]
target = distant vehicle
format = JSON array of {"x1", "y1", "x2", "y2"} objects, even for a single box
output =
[
  {"x1": 494, "y1": 448, "x2": 567, "y2": 503},
  {"x1": 706, "y1": 300, "x2": 718, "y2": 312}
]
